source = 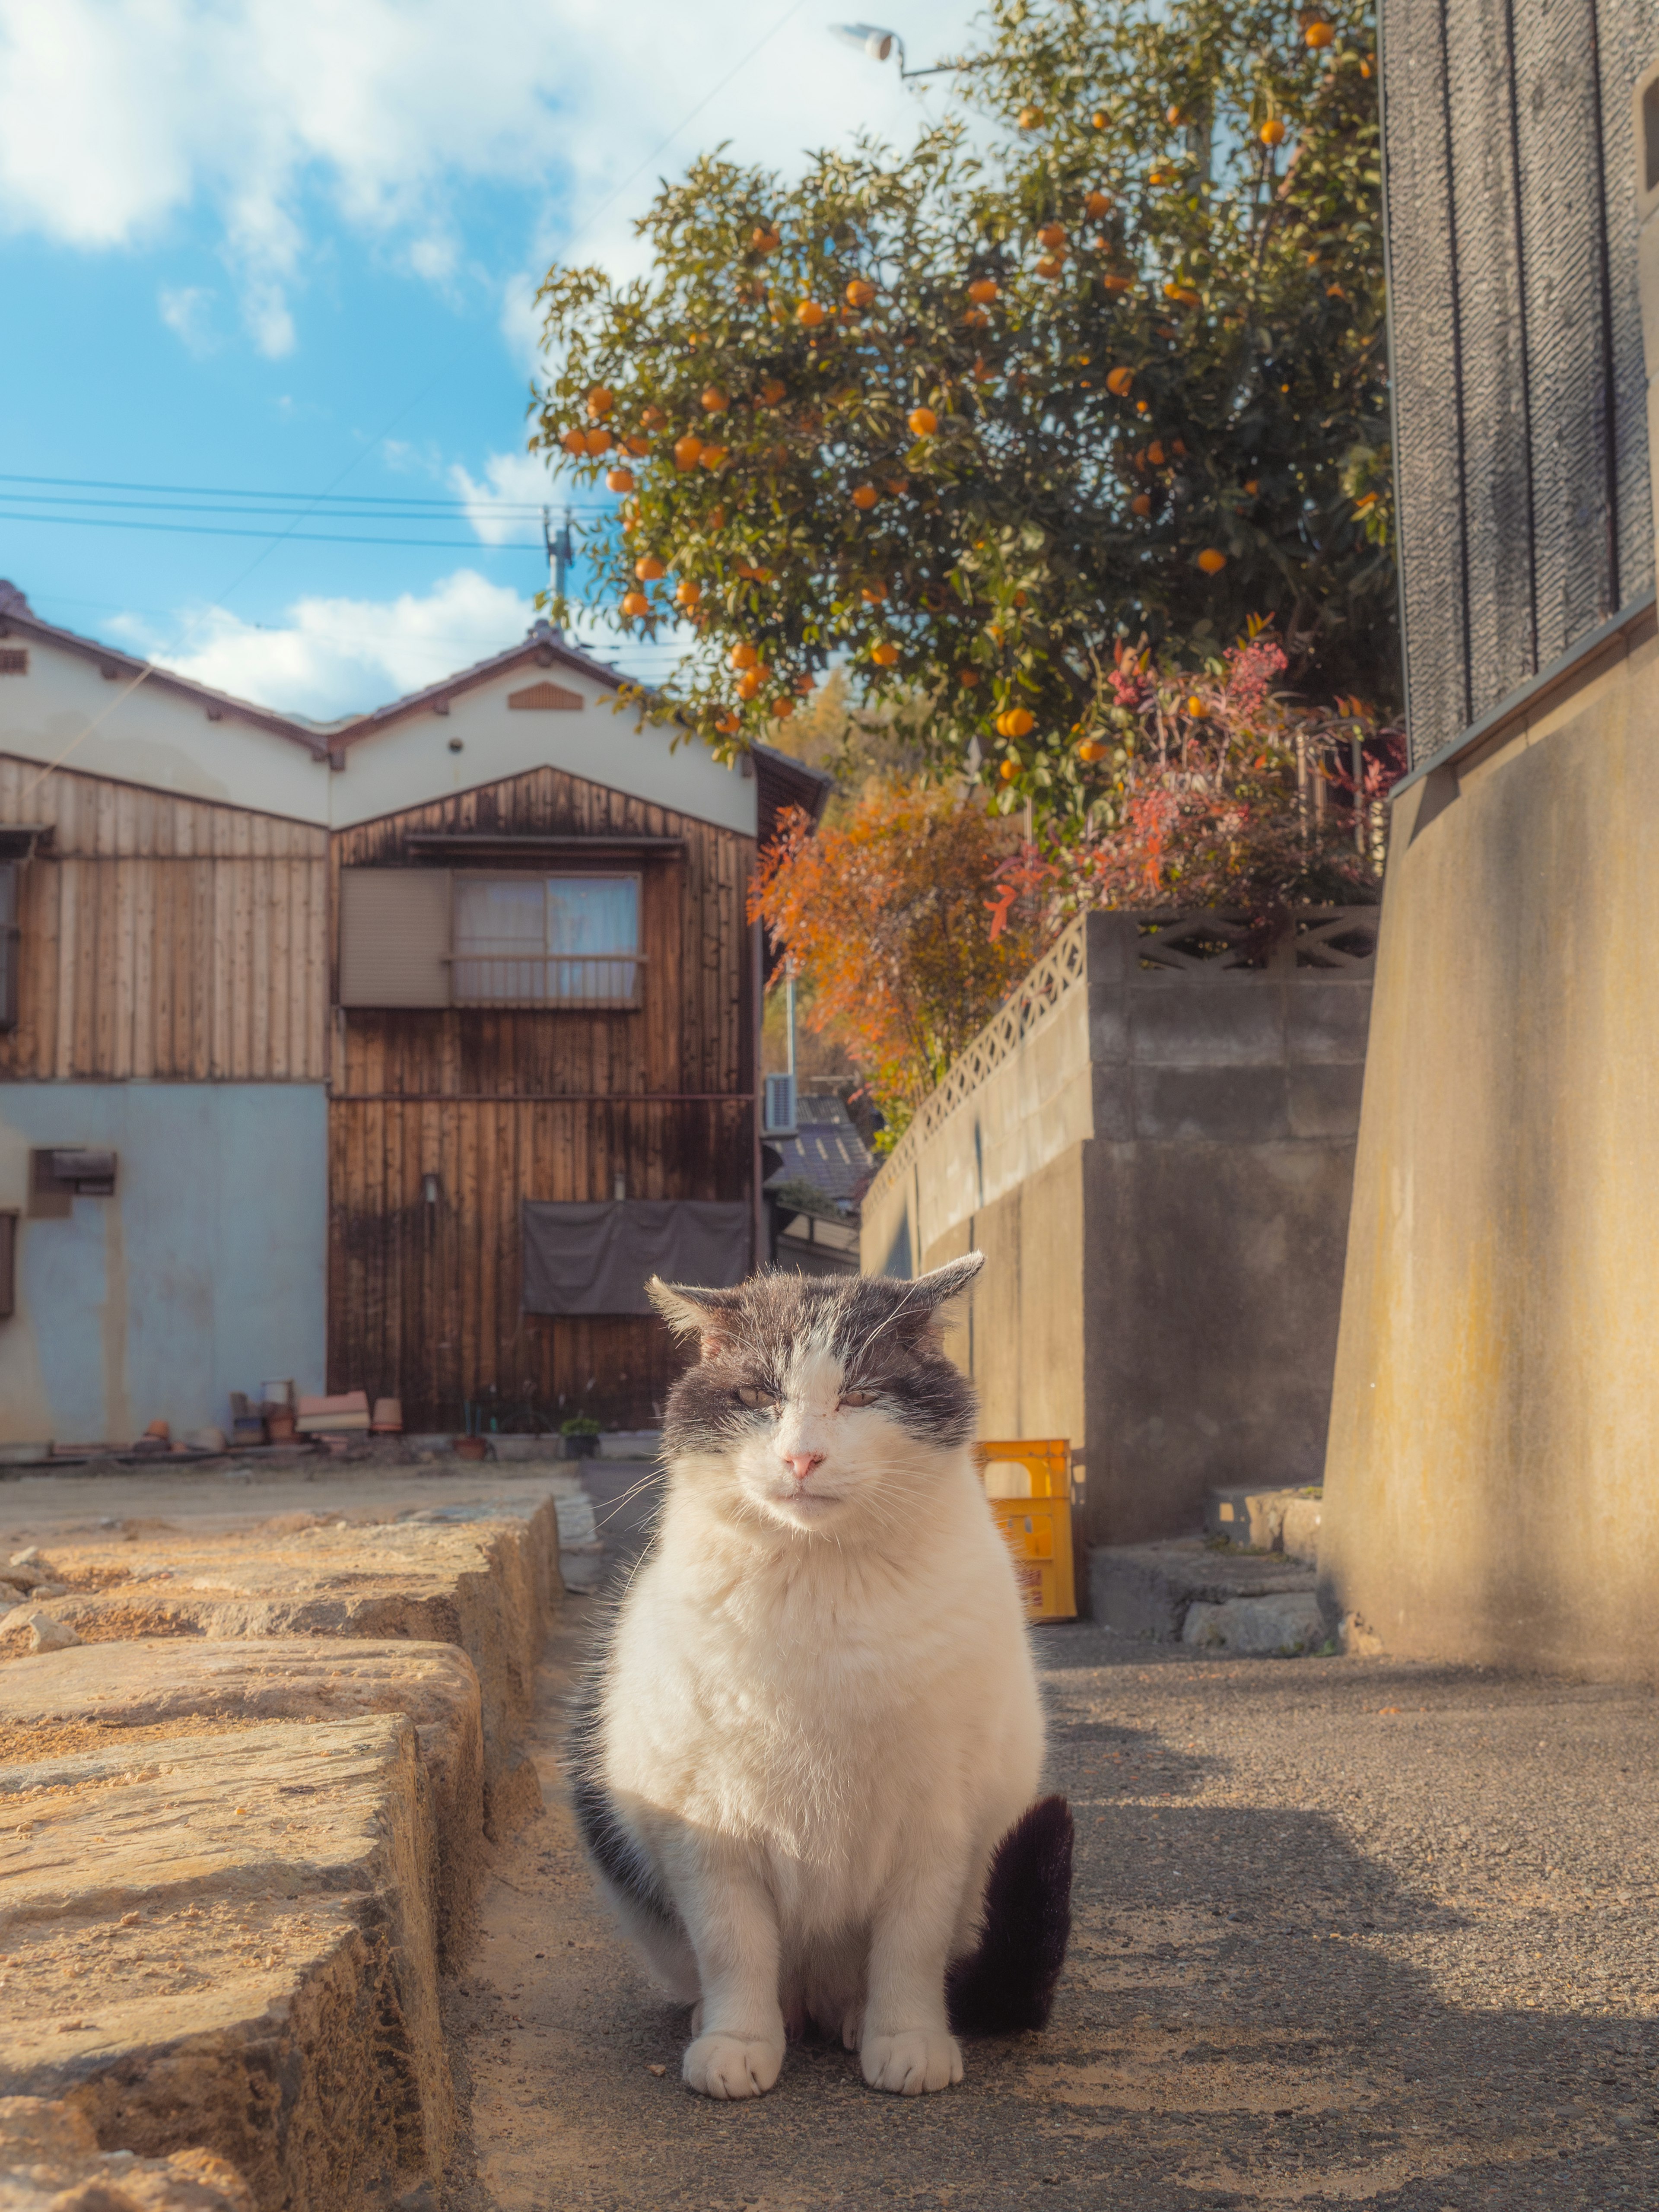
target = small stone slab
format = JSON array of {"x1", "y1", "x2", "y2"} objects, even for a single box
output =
[
  {"x1": 1089, "y1": 1538, "x2": 1320, "y2": 1645},
  {"x1": 0, "y1": 1640, "x2": 484, "y2": 1961},
  {"x1": 2, "y1": 1499, "x2": 566, "y2": 1832},
  {"x1": 0, "y1": 1717, "x2": 449, "y2": 2212},
  {"x1": 1181, "y1": 1591, "x2": 1330, "y2": 1655},
  {"x1": 0, "y1": 2095, "x2": 251, "y2": 2209}
]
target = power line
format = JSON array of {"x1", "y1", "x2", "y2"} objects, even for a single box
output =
[
  {"x1": 0, "y1": 508, "x2": 542, "y2": 550},
  {"x1": 0, "y1": 471, "x2": 609, "y2": 515}
]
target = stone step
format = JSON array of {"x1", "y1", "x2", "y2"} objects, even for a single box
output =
[
  {"x1": 1205, "y1": 1485, "x2": 1323, "y2": 1564},
  {"x1": 0, "y1": 2096, "x2": 252, "y2": 2209},
  {"x1": 0, "y1": 1639, "x2": 484, "y2": 1964},
  {"x1": 1088, "y1": 1537, "x2": 1330, "y2": 1656},
  {"x1": 0, "y1": 1481, "x2": 577, "y2": 1834},
  {"x1": 0, "y1": 1716, "x2": 448, "y2": 2212}
]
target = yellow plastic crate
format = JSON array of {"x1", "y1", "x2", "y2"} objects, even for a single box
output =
[{"x1": 974, "y1": 1438, "x2": 1077, "y2": 1622}]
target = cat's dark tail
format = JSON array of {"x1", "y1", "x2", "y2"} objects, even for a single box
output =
[{"x1": 946, "y1": 1794, "x2": 1074, "y2": 2036}]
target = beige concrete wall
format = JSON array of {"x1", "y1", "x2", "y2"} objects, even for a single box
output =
[{"x1": 1321, "y1": 611, "x2": 1659, "y2": 1682}]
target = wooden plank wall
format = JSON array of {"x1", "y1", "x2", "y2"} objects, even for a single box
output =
[
  {"x1": 0, "y1": 755, "x2": 329, "y2": 1081},
  {"x1": 328, "y1": 761, "x2": 756, "y2": 1428}
]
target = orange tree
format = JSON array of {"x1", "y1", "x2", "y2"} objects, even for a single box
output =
[
  {"x1": 531, "y1": 0, "x2": 1391, "y2": 836},
  {"x1": 750, "y1": 781, "x2": 1044, "y2": 1133}
]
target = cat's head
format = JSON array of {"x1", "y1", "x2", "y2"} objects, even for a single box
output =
[{"x1": 647, "y1": 1256, "x2": 984, "y2": 1538}]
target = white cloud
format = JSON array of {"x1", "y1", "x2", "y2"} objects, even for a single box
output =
[
  {"x1": 448, "y1": 451, "x2": 559, "y2": 547},
  {"x1": 158, "y1": 283, "x2": 219, "y2": 356},
  {"x1": 0, "y1": 0, "x2": 977, "y2": 354},
  {"x1": 114, "y1": 569, "x2": 539, "y2": 720}
]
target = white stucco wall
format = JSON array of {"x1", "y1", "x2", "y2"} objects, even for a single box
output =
[{"x1": 0, "y1": 628, "x2": 757, "y2": 837}]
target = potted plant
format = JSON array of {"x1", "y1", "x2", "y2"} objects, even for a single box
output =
[{"x1": 560, "y1": 1415, "x2": 601, "y2": 1460}]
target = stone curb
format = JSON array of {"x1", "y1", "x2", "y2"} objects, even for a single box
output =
[
  {"x1": 0, "y1": 1717, "x2": 448, "y2": 2212},
  {"x1": 0, "y1": 1473, "x2": 593, "y2": 2207}
]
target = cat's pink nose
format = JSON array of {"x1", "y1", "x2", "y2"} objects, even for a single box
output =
[{"x1": 782, "y1": 1451, "x2": 824, "y2": 1487}]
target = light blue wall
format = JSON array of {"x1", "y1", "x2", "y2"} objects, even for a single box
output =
[{"x1": 0, "y1": 1084, "x2": 327, "y2": 1445}]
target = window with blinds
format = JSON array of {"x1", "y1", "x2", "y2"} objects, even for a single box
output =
[{"x1": 451, "y1": 874, "x2": 641, "y2": 1007}]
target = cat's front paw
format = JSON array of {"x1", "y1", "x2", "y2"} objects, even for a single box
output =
[
  {"x1": 861, "y1": 2028, "x2": 963, "y2": 2095},
  {"x1": 683, "y1": 2031, "x2": 784, "y2": 2100}
]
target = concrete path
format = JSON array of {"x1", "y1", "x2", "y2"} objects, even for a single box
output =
[{"x1": 444, "y1": 1468, "x2": 1659, "y2": 2211}]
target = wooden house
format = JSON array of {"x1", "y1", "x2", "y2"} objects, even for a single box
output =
[{"x1": 0, "y1": 579, "x2": 826, "y2": 1443}]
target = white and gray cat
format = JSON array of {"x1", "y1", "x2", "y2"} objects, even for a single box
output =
[{"x1": 571, "y1": 1254, "x2": 1073, "y2": 2100}]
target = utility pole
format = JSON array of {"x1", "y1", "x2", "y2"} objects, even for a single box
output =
[{"x1": 542, "y1": 505, "x2": 575, "y2": 642}]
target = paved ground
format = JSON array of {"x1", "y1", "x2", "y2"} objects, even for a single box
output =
[{"x1": 444, "y1": 1465, "x2": 1659, "y2": 2212}]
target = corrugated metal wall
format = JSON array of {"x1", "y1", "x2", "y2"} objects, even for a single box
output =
[
  {"x1": 0, "y1": 756, "x2": 329, "y2": 1081},
  {"x1": 1385, "y1": 0, "x2": 1659, "y2": 762}
]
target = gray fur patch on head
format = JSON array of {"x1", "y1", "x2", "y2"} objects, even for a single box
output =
[{"x1": 656, "y1": 1256, "x2": 984, "y2": 1455}]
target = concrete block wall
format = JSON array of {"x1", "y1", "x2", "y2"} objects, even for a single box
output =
[{"x1": 861, "y1": 910, "x2": 1375, "y2": 1548}]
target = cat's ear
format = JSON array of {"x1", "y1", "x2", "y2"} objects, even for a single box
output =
[
  {"x1": 909, "y1": 1252, "x2": 985, "y2": 1312},
  {"x1": 647, "y1": 1278, "x2": 744, "y2": 1358},
  {"x1": 883, "y1": 1252, "x2": 984, "y2": 1341}
]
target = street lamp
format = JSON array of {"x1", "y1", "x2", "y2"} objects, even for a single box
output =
[{"x1": 828, "y1": 21, "x2": 959, "y2": 79}]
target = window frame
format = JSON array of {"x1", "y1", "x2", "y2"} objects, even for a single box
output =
[{"x1": 446, "y1": 868, "x2": 645, "y2": 1011}]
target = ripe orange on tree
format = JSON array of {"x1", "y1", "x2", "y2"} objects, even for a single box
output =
[
  {"x1": 963, "y1": 307, "x2": 989, "y2": 329},
  {"x1": 700, "y1": 386, "x2": 730, "y2": 413},
  {"x1": 675, "y1": 579, "x2": 702, "y2": 609},
  {"x1": 861, "y1": 580, "x2": 887, "y2": 603},
  {"x1": 996, "y1": 706, "x2": 1035, "y2": 739},
  {"x1": 1085, "y1": 190, "x2": 1112, "y2": 217},
  {"x1": 1017, "y1": 105, "x2": 1044, "y2": 128},
  {"x1": 772, "y1": 695, "x2": 795, "y2": 719},
  {"x1": 1129, "y1": 492, "x2": 1153, "y2": 517},
  {"x1": 673, "y1": 434, "x2": 703, "y2": 470},
  {"x1": 852, "y1": 484, "x2": 878, "y2": 510},
  {"x1": 606, "y1": 467, "x2": 636, "y2": 493},
  {"x1": 1306, "y1": 19, "x2": 1335, "y2": 46},
  {"x1": 751, "y1": 225, "x2": 781, "y2": 252},
  {"x1": 958, "y1": 668, "x2": 980, "y2": 688},
  {"x1": 728, "y1": 642, "x2": 758, "y2": 669},
  {"x1": 621, "y1": 590, "x2": 650, "y2": 618},
  {"x1": 998, "y1": 759, "x2": 1021, "y2": 782},
  {"x1": 1077, "y1": 738, "x2": 1107, "y2": 763},
  {"x1": 635, "y1": 555, "x2": 666, "y2": 580},
  {"x1": 845, "y1": 278, "x2": 876, "y2": 308},
  {"x1": 907, "y1": 405, "x2": 938, "y2": 436},
  {"x1": 1260, "y1": 117, "x2": 1287, "y2": 146},
  {"x1": 623, "y1": 435, "x2": 651, "y2": 456},
  {"x1": 759, "y1": 378, "x2": 787, "y2": 404},
  {"x1": 1036, "y1": 254, "x2": 1066, "y2": 280},
  {"x1": 586, "y1": 387, "x2": 614, "y2": 418},
  {"x1": 967, "y1": 277, "x2": 999, "y2": 304},
  {"x1": 796, "y1": 299, "x2": 826, "y2": 327},
  {"x1": 737, "y1": 666, "x2": 766, "y2": 699},
  {"x1": 560, "y1": 426, "x2": 586, "y2": 455},
  {"x1": 584, "y1": 427, "x2": 613, "y2": 455},
  {"x1": 1197, "y1": 548, "x2": 1227, "y2": 574},
  {"x1": 1037, "y1": 222, "x2": 1066, "y2": 248},
  {"x1": 871, "y1": 641, "x2": 899, "y2": 666},
  {"x1": 699, "y1": 445, "x2": 729, "y2": 469},
  {"x1": 1106, "y1": 366, "x2": 1134, "y2": 396},
  {"x1": 639, "y1": 405, "x2": 664, "y2": 429},
  {"x1": 1103, "y1": 272, "x2": 1133, "y2": 293}
]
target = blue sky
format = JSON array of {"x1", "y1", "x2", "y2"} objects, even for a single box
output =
[{"x1": 0, "y1": 0, "x2": 976, "y2": 720}]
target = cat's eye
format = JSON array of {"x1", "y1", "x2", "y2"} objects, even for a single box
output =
[
  {"x1": 839, "y1": 1390, "x2": 877, "y2": 1408},
  {"x1": 736, "y1": 1385, "x2": 779, "y2": 1411}
]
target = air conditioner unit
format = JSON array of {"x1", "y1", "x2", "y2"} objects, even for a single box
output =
[{"x1": 763, "y1": 1072, "x2": 797, "y2": 1136}]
